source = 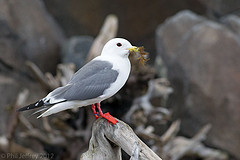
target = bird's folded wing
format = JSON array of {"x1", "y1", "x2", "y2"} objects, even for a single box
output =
[
  {"x1": 18, "y1": 60, "x2": 119, "y2": 112},
  {"x1": 50, "y1": 60, "x2": 119, "y2": 102}
]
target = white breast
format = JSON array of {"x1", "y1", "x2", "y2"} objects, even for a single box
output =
[{"x1": 97, "y1": 56, "x2": 131, "y2": 99}]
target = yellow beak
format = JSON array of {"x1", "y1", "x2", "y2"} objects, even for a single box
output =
[{"x1": 128, "y1": 46, "x2": 139, "y2": 53}]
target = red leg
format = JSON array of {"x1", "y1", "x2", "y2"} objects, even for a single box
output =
[
  {"x1": 96, "y1": 103, "x2": 104, "y2": 116},
  {"x1": 91, "y1": 104, "x2": 99, "y2": 119},
  {"x1": 96, "y1": 103, "x2": 117, "y2": 124}
]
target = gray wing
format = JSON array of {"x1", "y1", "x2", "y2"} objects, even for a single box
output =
[{"x1": 52, "y1": 60, "x2": 119, "y2": 101}]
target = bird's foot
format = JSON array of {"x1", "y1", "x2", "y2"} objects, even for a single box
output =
[
  {"x1": 101, "y1": 112, "x2": 117, "y2": 124},
  {"x1": 92, "y1": 103, "x2": 117, "y2": 124},
  {"x1": 94, "y1": 112, "x2": 99, "y2": 119},
  {"x1": 91, "y1": 104, "x2": 99, "y2": 119}
]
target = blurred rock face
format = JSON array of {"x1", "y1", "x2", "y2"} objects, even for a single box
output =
[
  {"x1": 0, "y1": 0, "x2": 64, "y2": 73},
  {"x1": 0, "y1": 0, "x2": 64, "y2": 134},
  {"x1": 61, "y1": 36, "x2": 93, "y2": 69},
  {"x1": 155, "y1": 10, "x2": 240, "y2": 159},
  {"x1": 43, "y1": 0, "x2": 206, "y2": 60}
]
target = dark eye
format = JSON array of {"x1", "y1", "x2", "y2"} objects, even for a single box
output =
[{"x1": 117, "y1": 43, "x2": 122, "y2": 47}]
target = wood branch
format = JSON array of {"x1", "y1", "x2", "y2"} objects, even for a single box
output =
[
  {"x1": 160, "y1": 120, "x2": 181, "y2": 145},
  {"x1": 86, "y1": 14, "x2": 118, "y2": 62},
  {"x1": 26, "y1": 61, "x2": 58, "y2": 91},
  {"x1": 26, "y1": 61, "x2": 75, "y2": 91},
  {"x1": 163, "y1": 124, "x2": 228, "y2": 160},
  {"x1": 80, "y1": 118, "x2": 162, "y2": 160},
  {"x1": 169, "y1": 124, "x2": 211, "y2": 159},
  {"x1": 18, "y1": 114, "x2": 33, "y2": 130},
  {"x1": 124, "y1": 78, "x2": 173, "y2": 123},
  {"x1": 136, "y1": 120, "x2": 180, "y2": 148},
  {"x1": 56, "y1": 63, "x2": 75, "y2": 85},
  {"x1": 20, "y1": 128, "x2": 68, "y2": 147},
  {"x1": 7, "y1": 89, "x2": 29, "y2": 140}
]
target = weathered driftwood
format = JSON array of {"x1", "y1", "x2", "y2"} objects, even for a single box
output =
[
  {"x1": 80, "y1": 118, "x2": 162, "y2": 160},
  {"x1": 26, "y1": 61, "x2": 75, "y2": 91},
  {"x1": 86, "y1": 14, "x2": 118, "y2": 62},
  {"x1": 26, "y1": 61, "x2": 57, "y2": 91},
  {"x1": 0, "y1": 89, "x2": 48, "y2": 160},
  {"x1": 7, "y1": 89, "x2": 29, "y2": 140},
  {"x1": 162, "y1": 124, "x2": 228, "y2": 160}
]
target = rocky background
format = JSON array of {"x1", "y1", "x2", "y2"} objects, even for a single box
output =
[{"x1": 0, "y1": 0, "x2": 240, "y2": 160}]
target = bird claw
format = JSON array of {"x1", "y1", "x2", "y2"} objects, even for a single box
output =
[
  {"x1": 101, "y1": 112, "x2": 117, "y2": 124},
  {"x1": 91, "y1": 103, "x2": 117, "y2": 124},
  {"x1": 94, "y1": 112, "x2": 99, "y2": 119}
]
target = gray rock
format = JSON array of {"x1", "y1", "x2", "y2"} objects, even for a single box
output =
[
  {"x1": 155, "y1": 10, "x2": 240, "y2": 158},
  {"x1": 221, "y1": 15, "x2": 240, "y2": 38},
  {"x1": 155, "y1": 10, "x2": 205, "y2": 77},
  {"x1": 0, "y1": 0, "x2": 64, "y2": 138},
  {"x1": 0, "y1": 0, "x2": 65, "y2": 73},
  {"x1": 201, "y1": 0, "x2": 240, "y2": 18},
  {"x1": 156, "y1": 10, "x2": 205, "y2": 63},
  {"x1": 61, "y1": 36, "x2": 94, "y2": 69},
  {"x1": 43, "y1": 0, "x2": 206, "y2": 58}
]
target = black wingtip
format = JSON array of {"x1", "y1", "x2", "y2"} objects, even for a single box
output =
[
  {"x1": 17, "y1": 105, "x2": 31, "y2": 112},
  {"x1": 17, "y1": 100, "x2": 44, "y2": 112}
]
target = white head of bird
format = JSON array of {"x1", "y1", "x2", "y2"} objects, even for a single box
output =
[{"x1": 101, "y1": 38, "x2": 138, "y2": 58}]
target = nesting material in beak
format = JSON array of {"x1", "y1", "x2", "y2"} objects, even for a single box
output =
[{"x1": 128, "y1": 46, "x2": 149, "y2": 65}]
